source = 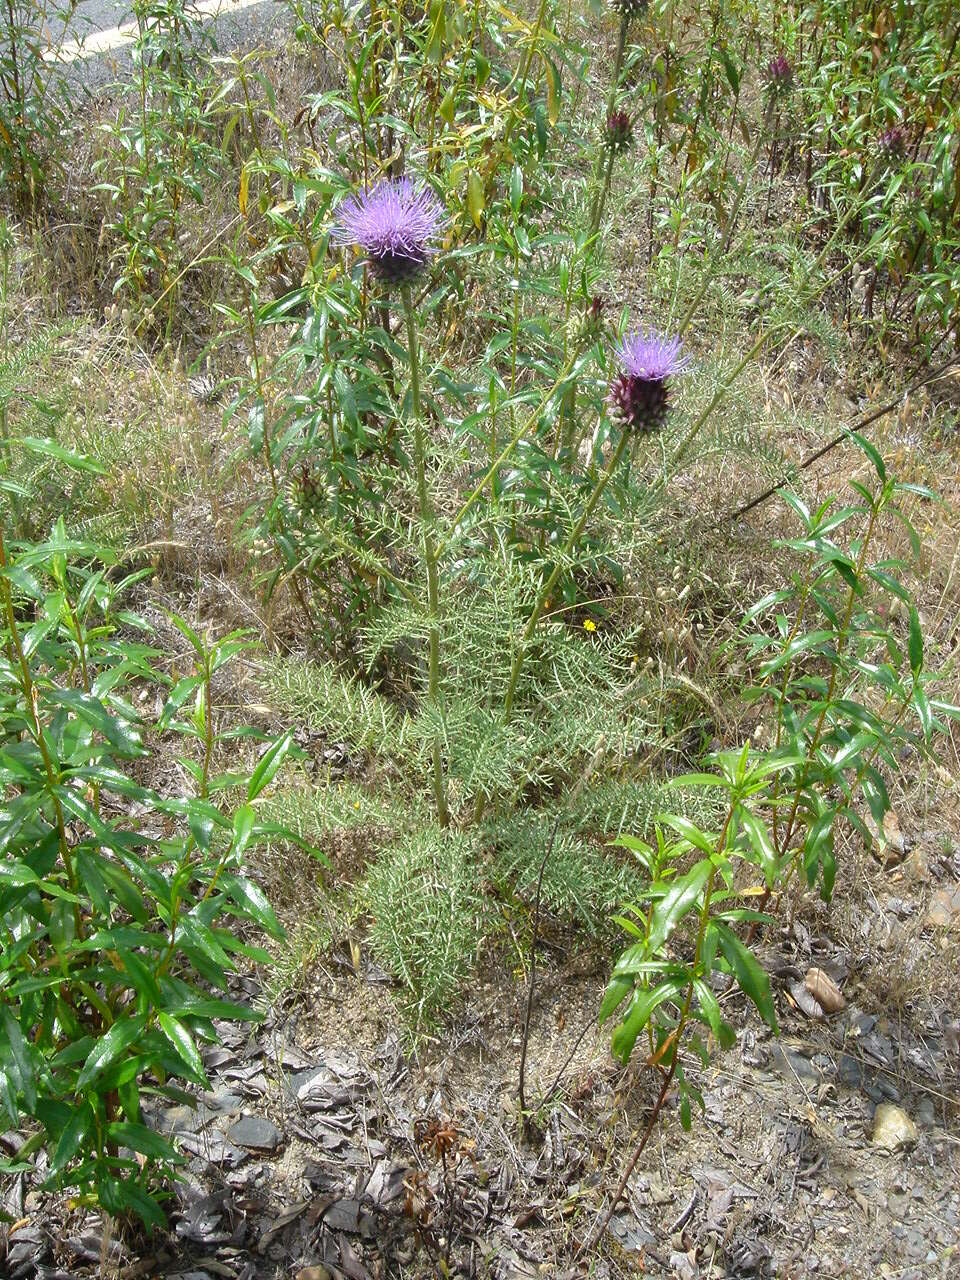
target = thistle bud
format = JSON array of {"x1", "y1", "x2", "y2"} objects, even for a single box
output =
[
  {"x1": 765, "y1": 54, "x2": 794, "y2": 98},
  {"x1": 878, "y1": 125, "x2": 907, "y2": 162},
  {"x1": 294, "y1": 462, "x2": 325, "y2": 518},
  {"x1": 604, "y1": 109, "x2": 634, "y2": 155},
  {"x1": 568, "y1": 295, "x2": 609, "y2": 350}
]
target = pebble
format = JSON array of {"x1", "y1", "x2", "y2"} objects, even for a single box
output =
[
  {"x1": 872, "y1": 1104, "x2": 918, "y2": 1152},
  {"x1": 227, "y1": 1115, "x2": 284, "y2": 1152}
]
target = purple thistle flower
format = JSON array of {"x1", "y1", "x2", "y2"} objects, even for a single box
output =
[
  {"x1": 765, "y1": 54, "x2": 794, "y2": 97},
  {"x1": 878, "y1": 125, "x2": 907, "y2": 161},
  {"x1": 333, "y1": 178, "x2": 444, "y2": 286},
  {"x1": 608, "y1": 329, "x2": 689, "y2": 435}
]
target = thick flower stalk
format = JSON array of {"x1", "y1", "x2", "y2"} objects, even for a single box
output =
[
  {"x1": 608, "y1": 329, "x2": 689, "y2": 435},
  {"x1": 334, "y1": 179, "x2": 449, "y2": 824},
  {"x1": 503, "y1": 328, "x2": 688, "y2": 719},
  {"x1": 332, "y1": 178, "x2": 444, "y2": 286},
  {"x1": 590, "y1": 107, "x2": 634, "y2": 236},
  {"x1": 588, "y1": 5, "x2": 640, "y2": 237}
]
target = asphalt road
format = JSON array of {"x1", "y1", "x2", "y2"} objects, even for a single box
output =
[{"x1": 48, "y1": 0, "x2": 288, "y2": 86}]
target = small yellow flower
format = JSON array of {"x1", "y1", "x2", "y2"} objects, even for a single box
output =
[{"x1": 583, "y1": 618, "x2": 596, "y2": 632}]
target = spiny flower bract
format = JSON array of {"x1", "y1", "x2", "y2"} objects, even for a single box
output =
[
  {"x1": 568, "y1": 294, "x2": 609, "y2": 350},
  {"x1": 292, "y1": 460, "x2": 326, "y2": 521},
  {"x1": 333, "y1": 178, "x2": 444, "y2": 286},
  {"x1": 608, "y1": 329, "x2": 688, "y2": 435}
]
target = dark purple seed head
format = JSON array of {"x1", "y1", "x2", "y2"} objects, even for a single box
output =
[
  {"x1": 608, "y1": 330, "x2": 689, "y2": 435},
  {"x1": 765, "y1": 54, "x2": 794, "y2": 96},
  {"x1": 332, "y1": 178, "x2": 445, "y2": 287},
  {"x1": 604, "y1": 109, "x2": 634, "y2": 155},
  {"x1": 878, "y1": 125, "x2": 907, "y2": 161}
]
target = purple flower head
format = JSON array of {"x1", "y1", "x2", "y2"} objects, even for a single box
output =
[
  {"x1": 765, "y1": 54, "x2": 794, "y2": 96},
  {"x1": 333, "y1": 178, "x2": 445, "y2": 286},
  {"x1": 608, "y1": 329, "x2": 689, "y2": 435},
  {"x1": 604, "y1": 109, "x2": 634, "y2": 155},
  {"x1": 878, "y1": 125, "x2": 907, "y2": 161}
]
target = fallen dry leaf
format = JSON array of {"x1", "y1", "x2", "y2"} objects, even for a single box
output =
[
  {"x1": 804, "y1": 967, "x2": 846, "y2": 1014},
  {"x1": 789, "y1": 980, "x2": 824, "y2": 1020}
]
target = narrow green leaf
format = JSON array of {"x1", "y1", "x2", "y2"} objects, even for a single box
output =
[
  {"x1": 908, "y1": 606, "x2": 923, "y2": 677},
  {"x1": 108, "y1": 1121, "x2": 181, "y2": 1162},
  {"x1": 157, "y1": 1012, "x2": 208, "y2": 1084},
  {"x1": 0, "y1": 1009, "x2": 36, "y2": 1111},
  {"x1": 736, "y1": 806, "x2": 778, "y2": 888},
  {"x1": 75, "y1": 1016, "x2": 146, "y2": 1091},
  {"x1": 610, "y1": 978, "x2": 685, "y2": 1065},
  {"x1": 647, "y1": 859, "x2": 712, "y2": 953},
  {"x1": 247, "y1": 731, "x2": 293, "y2": 801},
  {"x1": 51, "y1": 1104, "x2": 94, "y2": 1172},
  {"x1": 714, "y1": 924, "x2": 777, "y2": 1032}
]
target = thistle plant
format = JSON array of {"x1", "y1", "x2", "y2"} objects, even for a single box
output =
[
  {"x1": 502, "y1": 326, "x2": 688, "y2": 719},
  {"x1": 333, "y1": 177, "x2": 450, "y2": 825},
  {"x1": 588, "y1": 2, "x2": 644, "y2": 237},
  {"x1": 589, "y1": 107, "x2": 634, "y2": 237}
]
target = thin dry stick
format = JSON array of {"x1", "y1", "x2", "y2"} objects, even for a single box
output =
[{"x1": 729, "y1": 355, "x2": 960, "y2": 520}]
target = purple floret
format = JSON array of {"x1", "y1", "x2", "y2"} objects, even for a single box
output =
[
  {"x1": 333, "y1": 178, "x2": 445, "y2": 286},
  {"x1": 608, "y1": 329, "x2": 688, "y2": 435},
  {"x1": 616, "y1": 331, "x2": 688, "y2": 381}
]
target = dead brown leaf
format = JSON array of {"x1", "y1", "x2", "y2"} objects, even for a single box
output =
[{"x1": 804, "y1": 967, "x2": 846, "y2": 1014}]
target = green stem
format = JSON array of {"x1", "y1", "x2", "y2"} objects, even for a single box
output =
[
  {"x1": 587, "y1": 14, "x2": 630, "y2": 232},
  {"x1": 503, "y1": 430, "x2": 629, "y2": 720},
  {"x1": 449, "y1": 354, "x2": 577, "y2": 539},
  {"x1": 589, "y1": 144, "x2": 616, "y2": 240},
  {"x1": 402, "y1": 285, "x2": 449, "y2": 827}
]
